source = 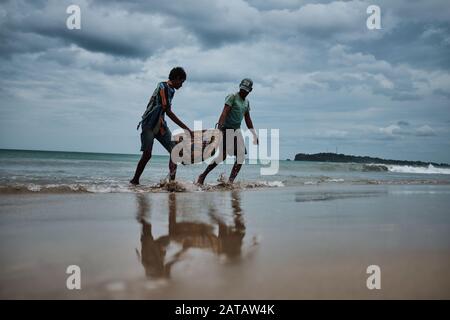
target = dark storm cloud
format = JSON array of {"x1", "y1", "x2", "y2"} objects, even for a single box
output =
[
  {"x1": 2, "y1": 0, "x2": 448, "y2": 68},
  {"x1": 0, "y1": 30, "x2": 59, "y2": 57},
  {"x1": 91, "y1": 0, "x2": 371, "y2": 49},
  {"x1": 1, "y1": 1, "x2": 140, "y2": 58},
  {"x1": 32, "y1": 26, "x2": 150, "y2": 58},
  {"x1": 0, "y1": 0, "x2": 188, "y2": 59},
  {"x1": 351, "y1": 22, "x2": 450, "y2": 70},
  {"x1": 93, "y1": 0, "x2": 263, "y2": 48}
]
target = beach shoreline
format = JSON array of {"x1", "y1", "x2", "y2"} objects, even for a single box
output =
[{"x1": 1, "y1": 184, "x2": 449, "y2": 299}]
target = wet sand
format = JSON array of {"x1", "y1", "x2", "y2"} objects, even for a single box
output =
[{"x1": 1, "y1": 184, "x2": 449, "y2": 299}]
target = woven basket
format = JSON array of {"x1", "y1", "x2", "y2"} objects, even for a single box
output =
[{"x1": 173, "y1": 129, "x2": 222, "y2": 164}]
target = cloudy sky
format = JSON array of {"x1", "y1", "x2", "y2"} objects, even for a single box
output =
[{"x1": 1, "y1": 0, "x2": 449, "y2": 162}]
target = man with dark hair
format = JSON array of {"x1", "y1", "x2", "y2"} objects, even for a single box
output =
[
  {"x1": 169, "y1": 67, "x2": 186, "y2": 81},
  {"x1": 130, "y1": 67, "x2": 192, "y2": 185},
  {"x1": 197, "y1": 78, "x2": 259, "y2": 185}
]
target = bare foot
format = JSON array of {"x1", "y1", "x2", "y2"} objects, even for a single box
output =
[
  {"x1": 196, "y1": 174, "x2": 206, "y2": 185},
  {"x1": 129, "y1": 179, "x2": 139, "y2": 185}
]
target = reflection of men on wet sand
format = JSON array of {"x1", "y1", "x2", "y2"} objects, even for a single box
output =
[
  {"x1": 208, "y1": 192, "x2": 246, "y2": 258},
  {"x1": 135, "y1": 194, "x2": 171, "y2": 278},
  {"x1": 135, "y1": 191, "x2": 246, "y2": 279}
]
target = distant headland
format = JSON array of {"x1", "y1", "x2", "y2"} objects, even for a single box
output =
[{"x1": 294, "y1": 153, "x2": 450, "y2": 168}]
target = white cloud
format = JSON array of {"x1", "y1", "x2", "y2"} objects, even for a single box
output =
[{"x1": 416, "y1": 125, "x2": 436, "y2": 137}]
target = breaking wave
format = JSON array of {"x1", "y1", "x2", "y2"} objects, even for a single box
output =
[
  {"x1": 0, "y1": 179, "x2": 285, "y2": 194},
  {"x1": 364, "y1": 163, "x2": 450, "y2": 175},
  {"x1": 386, "y1": 164, "x2": 450, "y2": 175}
]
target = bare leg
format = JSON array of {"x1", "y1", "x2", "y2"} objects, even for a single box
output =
[
  {"x1": 228, "y1": 161, "x2": 243, "y2": 183},
  {"x1": 197, "y1": 163, "x2": 218, "y2": 185},
  {"x1": 169, "y1": 158, "x2": 177, "y2": 181},
  {"x1": 130, "y1": 150, "x2": 152, "y2": 185},
  {"x1": 197, "y1": 152, "x2": 226, "y2": 185},
  {"x1": 158, "y1": 130, "x2": 178, "y2": 181}
]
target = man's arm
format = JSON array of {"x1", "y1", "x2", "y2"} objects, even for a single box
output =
[
  {"x1": 166, "y1": 110, "x2": 192, "y2": 134},
  {"x1": 159, "y1": 85, "x2": 192, "y2": 134},
  {"x1": 245, "y1": 111, "x2": 258, "y2": 145},
  {"x1": 217, "y1": 104, "x2": 232, "y2": 129}
]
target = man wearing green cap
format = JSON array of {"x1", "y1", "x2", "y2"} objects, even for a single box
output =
[{"x1": 197, "y1": 78, "x2": 259, "y2": 185}]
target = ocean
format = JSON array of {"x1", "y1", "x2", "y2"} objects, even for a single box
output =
[
  {"x1": 1, "y1": 148, "x2": 450, "y2": 298},
  {"x1": 1, "y1": 149, "x2": 449, "y2": 194}
]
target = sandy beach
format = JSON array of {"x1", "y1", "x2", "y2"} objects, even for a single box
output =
[
  {"x1": 2, "y1": 0, "x2": 450, "y2": 307},
  {"x1": 1, "y1": 184, "x2": 449, "y2": 299}
]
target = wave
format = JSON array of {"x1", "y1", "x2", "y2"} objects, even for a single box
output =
[
  {"x1": 296, "y1": 176, "x2": 448, "y2": 186},
  {"x1": 302, "y1": 177, "x2": 345, "y2": 185},
  {"x1": 386, "y1": 164, "x2": 450, "y2": 175},
  {"x1": 0, "y1": 183, "x2": 132, "y2": 194},
  {"x1": 0, "y1": 180, "x2": 285, "y2": 194},
  {"x1": 1, "y1": 177, "x2": 449, "y2": 194},
  {"x1": 363, "y1": 163, "x2": 450, "y2": 174},
  {"x1": 295, "y1": 190, "x2": 385, "y2": 202},
  {"x1": 362, "y1": 164, "x2": 389, "y2": 172}
]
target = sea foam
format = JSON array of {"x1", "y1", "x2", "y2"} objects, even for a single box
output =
[{"x1": 387, "y1": 164, "x2": 450, "y2": 175}]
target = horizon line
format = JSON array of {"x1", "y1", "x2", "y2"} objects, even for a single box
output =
[
  {"x1": 0, "y1": 148, "x2": 280, "y2": 161},
  {"x1": 0, "y1": 147, "x2": 446, "y2": 165}
]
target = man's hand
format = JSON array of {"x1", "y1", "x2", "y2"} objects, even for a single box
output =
[
  {"x1": 244, "y1": 111, "x2": 258, "y2": 145},
  {"x1": 167, "y1": 110, "x2": 193, "y2": 137}
]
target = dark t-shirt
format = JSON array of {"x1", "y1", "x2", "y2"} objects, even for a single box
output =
[{"x1": 141, "y1": 82, "x2": 175, "y2": 132}]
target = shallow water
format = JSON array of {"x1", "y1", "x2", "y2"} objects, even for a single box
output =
[{"x1": 1, "y1": 149, "x2": 449, "y2": 194}]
